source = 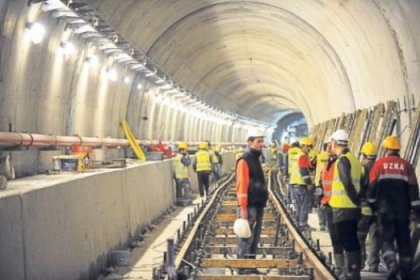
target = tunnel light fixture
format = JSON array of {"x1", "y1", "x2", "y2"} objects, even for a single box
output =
[
  {"x1": 85, "y1": 55, "x2": 99, "y2": 67},
  {"x1": 60, "y1": 41, "x2": 75, "y2": 56},
  {"x1": 26, "y1": 22, "x2": 46, "y2": 44},
  {"x1": 123, "y1": 76, "x2": 130, "y2": 84},
  {"x1": 105, "y1": 68, "x2": 118, "y2": 81},
  {"x1": 137, "y1": 83, "x2": 143, "y2": 90}
]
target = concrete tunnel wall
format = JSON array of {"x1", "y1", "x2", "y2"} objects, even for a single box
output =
[
  {"x1": 0, "y1": 152, "x2": 236, "y2": 280},
  {"x1": 1, "y1": 0, "x2": 420, "y2": 177},
  {"x1": 0, "y1": 0, "x2": 255, "y2": 177}
]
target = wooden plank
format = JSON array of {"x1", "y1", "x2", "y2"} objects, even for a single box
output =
[
  {"x1": 208, "y1": 236, "x2": 288, "y2": 245},
  {"x1": 214, "y1": 227, "x2": 278, "y2": 236},
  {"x1": 199, "y1": 275, "x2": 310, "y2": 280},
  {"x1": 201, "y1": 258, "x2": 299, "y2": 268},
  {"x1": 214, "y1": 220, "x2": 277, "y2": 227},
  {"x1": 215, "y1": 213, "x2": 274, "y2": 222},
  {"x1": 203, "y1": 245, "x2": 292, "y2": 255}
]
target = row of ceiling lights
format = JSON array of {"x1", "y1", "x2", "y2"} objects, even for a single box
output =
[{"x1": 25, "y1": 0, "x2": 272, "y2": 130}]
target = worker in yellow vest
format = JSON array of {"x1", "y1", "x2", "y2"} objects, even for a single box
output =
[
  {"x1": 314, "y1": 142, "x2": 330, "y2": 231},
  {"x1": 329, "y1": 129, "x2": 362, "y2": 280},
  {"x1": 207, "y1": 141, "x2": 223, "y2": 180},
  {"x1": 290, "y1": 137, "x2": 315, "y2": 230},
  {"x1": 356, "y1": 142, "x2": 378, "y2": 270},
  {"x1": 285, "y1": 137, "x2": 301, "y2": 204},
  {"x1": 172, "y1": 142, "x2": 193, "y2": 206},
  {"x1": 193, "y1": 142, "x2": 212, "y2": 197}
]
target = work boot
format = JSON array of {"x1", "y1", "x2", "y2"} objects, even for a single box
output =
[
  {"x1": 383, "y1": 252, "x2": 399, "y2": 280},
  {"x1": 334, "y1": 254, "x2": 345, "y2": 279},
  {"x1": 345, "y1": 251, "x2": 361, "y2": 280}
]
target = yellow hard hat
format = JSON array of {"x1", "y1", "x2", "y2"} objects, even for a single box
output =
[
  {"x1": 198, "y1": 142, "x2": 208, "y2": 149},
  {"x1": 361, "y1": 142, "x2": 378, "y2": 157},
  {"x1": 178, "y1": 142, "x2": 188, "y2": 149},
  {"x1": 383, "y1": 135, "x2": 401, "y2": 150},
  {"x1": 299, "y1": 137, "x2": 313, "y2": 146}
]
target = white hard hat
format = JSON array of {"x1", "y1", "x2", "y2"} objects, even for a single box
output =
[
  {"x1": 233, "y1": 218, "x2": 252, "y2": 238},
  {"x1": 289, "y1": 136, "x2": 299, "y2": 144},
  {"x1": 331, "y1": 129, "x2": 349, "y2": 145}
]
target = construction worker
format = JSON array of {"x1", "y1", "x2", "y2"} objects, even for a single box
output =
[
  {"x1": 315, "y1": 142, "x2": 330, "y2": 231},
  {"x1": 236, "y1": 135, "x2": 268, "y2": 275},
  {"x1": 278, "y1": 143, "x2": 290, "y2": 173},
  {"x1": 319, "y1": 138, "x2": 343, "y2": 274},
  {"x1": 290, "y1": 137, "x2": 315, "y2": 231},
  {"x1": 357, "y1": 142, "x2": 378, "y2": 270},
  {"x1": 329, "y1": 129, "x2": 362, "y2": 280},
  {"x1": 284, "y1": 137, "x2": 300, "y2": 204},
  {"x1": 368, "y1": 135, "x2": 420, "y2": 280},
  {"x1": 193, "y1": 142, "x2": 212, "y2": 198},
  {"x1": 211, "y1": 143, "x2": 223, "y2": 180},
  {"x1": 172, "y1": 142, "x2": 193, "y2": 206}
]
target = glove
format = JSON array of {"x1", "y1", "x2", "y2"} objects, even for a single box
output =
[
  {"x1": 314, "y1": 187, "x2": 323, "y2": 196},
  {"x1": 361, "y1": 201, "x2": 373, "y2": 216},
  {"x1": 240, "y1": 206, "x2": 248, "y2": 219}
]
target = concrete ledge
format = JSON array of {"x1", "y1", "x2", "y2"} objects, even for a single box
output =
[
  {"x1": 0, "y1": 152, "x2": 236, "y2": 280},
  {"x1": 0, "y1": 160, "x2": 174, "y2": 280}
]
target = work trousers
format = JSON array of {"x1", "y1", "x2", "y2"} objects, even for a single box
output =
[
  {"x1": 236, "y1": 206, "x2": 264, "y2": 259},
  {"x1": 333, "y1": 220, "x2": 360, "y2": 252},
  {"x1": 292, "y1": 185, "x2": 311, "y2": 228},
  {"x1": 379, "y1": 217, "x2": 412, "y2": 279},
  {"x1": 213, "y1": 163, "x2": 222, "y2": 180},
  {"x1": 367, "y1": 217, "x2": 381, "y2": 269},
  {"x1": 357, "y1": 214, "x2": 372, "y2": 267},
  {"x1": 197, "y1": 171, "x2": 210, "y2": 197},
  {"x1": 175, "y1": 178, "x2": 193, "y2": 199},
  {"x1": 287, "y1": 183, "x2": 294, "y2": 205},
  {"x1": 319, "y1": 204, "x2": 327, "y2": 226},
  {"x1": 324, "y1": 205, "x2": 343, "y2": 255}
]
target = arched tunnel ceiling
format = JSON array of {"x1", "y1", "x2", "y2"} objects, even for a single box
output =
[{"x1": 88, "y1": 0, "x2": 420, "y2": 125}]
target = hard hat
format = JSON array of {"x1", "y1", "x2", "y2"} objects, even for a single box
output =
[
  {"x1": 233, "y1": 218, "x2": 252, "y2": 238},
  {"x1": 331, "y1": 129, "x2": 349, "y2": 145},
  {"x1": 299, "y1": 137, "x2": 313, "y2": 146},
  {"x1": 383, "y1": 135, "x2": 401, "y2": 150},
  {"x1": 361, "y1": 142, "x2": 378, "y2": 157},
  {"x1": 178, "y1": 142, "x2": 188, "y2": 149},
  {"x1": 289, "y1": 136, "x2": 299, "y2": 144},
  {"x1": 198, "y1": 142, "x2": 208, "y2": 149},
  {"x1": 282, "y1": 143, "x2": 290, "y2": 153}
]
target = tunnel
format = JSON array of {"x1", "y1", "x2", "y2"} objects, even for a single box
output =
[{"x1": 0, "y1": 0, "x2": 419, "y2": 279}]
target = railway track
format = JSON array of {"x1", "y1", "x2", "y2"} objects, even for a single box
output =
[{"x1": 155, "y1": 168, "x2": 336, "y2": 280}]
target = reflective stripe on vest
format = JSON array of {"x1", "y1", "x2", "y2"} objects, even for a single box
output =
[
  {"x1": 315, "y1": 151, "x2": 329, "y2": 185},
  {"x1": 329, "y1": 152, "x2": 361, "y2": 208},
  {"x1": 196, "y1": 150, "x2": 212, "y2": 172},
  {"x1": 290, "y1": 151, "x2": 305, "y2": 185},
  {"x1": 172, "y1": 154, "x2": 189, "y2": 179},
  {"x1": 288, "y1": 147, "x2": 301, "y2": 176}
]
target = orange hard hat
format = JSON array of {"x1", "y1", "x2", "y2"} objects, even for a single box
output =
[{"x1": 383, "y1": 135, "x2": 401, "y2": 150}]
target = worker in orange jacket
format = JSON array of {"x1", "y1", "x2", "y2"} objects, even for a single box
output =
[
  {"x1": 236, "y1": 135, "x2": 268, "y2": 275},
  {"x1": 319, "y1": 138, "x2": 341, "y2": 275}
]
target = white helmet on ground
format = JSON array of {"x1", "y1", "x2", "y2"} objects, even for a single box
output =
[
  {"x1": 331, "y1": 129, "x2": 349, "y2": 146},
  {"x1": 233, "y1": 218, "x2": 252, "y2": 238}
]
